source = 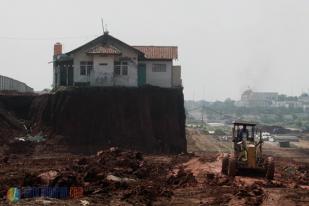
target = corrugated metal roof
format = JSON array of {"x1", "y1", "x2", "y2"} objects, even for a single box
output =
[
  {"x1": 87, "y1": 45, "x2": 121, "y2": 55},
  {"x1": 133, "y1": 46, "x2": 178, "y2": 60}
]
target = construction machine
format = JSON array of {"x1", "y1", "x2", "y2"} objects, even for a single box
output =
[{"x1": 222, "y1": 121, "x2": 275, "y2": 180}]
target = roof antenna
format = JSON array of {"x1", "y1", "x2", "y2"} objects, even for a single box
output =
[
  {"x1": 101, "y1": 18, "x2": 109, "y2": 35},
  {"x1": 105, "y1": 24, "x2": 109, "y2": 34},
  {"x1": 101, "y1": 18, "x2": 105, "y2": 34}
]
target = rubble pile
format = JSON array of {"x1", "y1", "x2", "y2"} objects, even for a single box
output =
[
  {"x1": 204, "y1": 173, "x2": 231, "y2": 186},
  {"x1": 235, "y1": 183, "x2": 265, "y2": 205},
  {"x1": 167, "y1": 168, "x2": 197, "y2": 187},
  {"x1": 0, "y1": 146, "x2": 308, "y2": 205},
  {"x1": 278, "y1": 163, "x2": 309, "y2": 187},
  {"x1": 264, "y1": 156, "x2": 309, "y2": 188},
  {"x1": 10, "y1": 148, "x2": 184, "y2": 204}
]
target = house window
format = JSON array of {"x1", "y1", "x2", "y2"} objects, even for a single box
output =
[
  {"x1": 114, "y1": 61, "x2": 128, "y2": 76},
  {"x1": 122, "y1": 62, "x2": 128, "y2": 75},
  {"x1": 80, "y1": 61, "x2": 93, "y2": 76},
  {"x1": 122, "y1": 67, "x2": 128, "y2": 75},
  {"x1": 87, "y1": 67, "x2": 92, "y2": 76},
  {"x1": 114, "y1": 61, "x2": 121, "y2": 75},
  {"x1": 80, "y1": 67, "x2": 86, "y2": 75},
  {"x1": 152, "y1": 64, "x2": 166, "y2": 72}
]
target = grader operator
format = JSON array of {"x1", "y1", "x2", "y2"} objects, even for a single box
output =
[{"x1": 222, "y1": 121, "x2": 275, "y2": 180}]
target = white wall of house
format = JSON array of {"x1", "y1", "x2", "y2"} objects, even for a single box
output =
[
  {"x1": 140, "y1": 60, "x2": 172, "y2": 88},
  {"x1": 69, "y1": 42, "x2": 139, "y2": 87},
  {"x1": 92, "y1": 55, "x2": 114, "y2": 86},
  {"x1": 172, "y1": 65, "x2": 182, "y2": 87},
  {"x1": 114, "y1": 61, "x2": 138, "y2": 87},
  {"x1": 109, "y1": 41, "x2": 138, "y2": 87},
  {"x1": 72, "y1": 48, "x2": 93, "y2": 84}
]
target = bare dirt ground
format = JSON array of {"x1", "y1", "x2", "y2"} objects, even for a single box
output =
[
  {"x1": 185, "y1": 128, "x2": 309, "y2": 206},
  {"x1": 0, "y1": 128, "x2": 308, "y2": 205}
]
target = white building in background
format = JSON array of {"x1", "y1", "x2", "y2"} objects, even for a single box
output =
[
  {"x1": 236, "y1": 89, "x2": 278, "y2": 107},
  {"x1": 52, "y1": 32, "x2": 182, "y2": 89},
  {"x1": 0, "y1": 75, "x2": 33, "y2": 93}
]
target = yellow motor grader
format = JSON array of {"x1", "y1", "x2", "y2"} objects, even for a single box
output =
[{"x1": 222, "y1": 121, "x2": 275, "y2": 180}]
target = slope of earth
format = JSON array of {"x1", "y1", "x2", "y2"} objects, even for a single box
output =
[
  {"x1": 29, "y1": 87, "x2": 186, "y2": 154},
  {"x1": 0, "y1": 94, "x2": 35, "y2": 143}
]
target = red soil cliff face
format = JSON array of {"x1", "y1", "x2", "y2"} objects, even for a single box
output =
[{"x1": 29, "y1": 87, "x2": 187, "y2": 154}]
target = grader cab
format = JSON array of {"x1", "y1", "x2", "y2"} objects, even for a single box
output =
[{"x1": 222, "y1": 121, "x2": 275, "y2": 180}]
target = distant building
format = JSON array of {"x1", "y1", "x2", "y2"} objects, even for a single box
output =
[
  {"x1": 0, "y1": 75, "x2": 33, "y2": 93},
  {"x1": 299, "y1": 94, "x2": 309, "y2": 103},
  {"x1": 237, "y1": 89, "x2": 278, "y2": 107},
  {"x1": 52, "y1": 32, "x2": 182, "y2": 89}
]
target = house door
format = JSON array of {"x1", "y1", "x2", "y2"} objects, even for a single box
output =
[
  {"x1": 59, "y1": 64, "x2": 73, "y2": 86},
  {"x1": 138, "y1": 63, "x2": 146, "y2": 86},
  {"x1": 59, "y1": 66, "x2": 67, "y2": 86},
  {"x1": 68, "y1": 66, "x2": 74, "y2": 86}
]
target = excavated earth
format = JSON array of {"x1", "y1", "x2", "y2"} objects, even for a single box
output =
[
  {"x1": 29, "y1": 87, "x2": 186, "y2": 154},
  {"x1": 0, "y1": 87, "x2": 186, "y2": 154},
  {"x1": 0, "y1": 144, "x2": 308, "y2": 205},
  {"x1": 0, "y1": 91, "x2": 308, "y2": 205}
]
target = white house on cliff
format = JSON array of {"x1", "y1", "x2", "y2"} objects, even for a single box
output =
[{"x1": 53, "y1": 32, "x2": 182, "y2": 88}]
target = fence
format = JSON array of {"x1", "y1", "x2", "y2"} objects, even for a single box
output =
[{"x1": 0, "y1": 75, "x2": 33, "y2": 93}]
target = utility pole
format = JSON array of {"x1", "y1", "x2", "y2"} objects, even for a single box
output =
[{"x1": 201, "y1": 104, "x2": 205, "y2": 127}]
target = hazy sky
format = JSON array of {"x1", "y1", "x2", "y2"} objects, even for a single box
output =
[{"x1": 0, "y1": 0, "x2": 308, "y2": 100}]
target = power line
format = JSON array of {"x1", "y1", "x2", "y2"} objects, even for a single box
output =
[{"x1": 0, "y1": 35, "x2": 99, "y2": 41}]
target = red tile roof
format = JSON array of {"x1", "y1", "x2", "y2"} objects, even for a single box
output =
[
  {"x1": 133, "y1": 46, "x2": 178, "y2": 60},
  {"x1": 87, "y1": 45, "x2": 121, "y2": 55}
]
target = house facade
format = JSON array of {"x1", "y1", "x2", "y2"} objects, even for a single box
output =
[{"x1": 53, "y1": 32, "x2": 181, "y2": 88}]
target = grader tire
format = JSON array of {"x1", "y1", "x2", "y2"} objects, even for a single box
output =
[
  {"x1": 228, "y1": 158, "x2": 237, "y2": 177},
  {"x1": 265, "y1": 157, "x2": 275, "y2": 180},
  {"x1": 222, "y1": 156, "x2": 229, "y2": 175}
]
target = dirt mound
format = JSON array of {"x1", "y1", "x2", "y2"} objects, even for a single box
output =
[
  {"x1": 10, "y1": 148, "x2": 179, "y2": 205},
  {"x1": 167, "y1": 168, "x2": 197, "y2": 187},
  {"x1": 1, "y1": 147, "x2": 308, "y2": 205},
  {"x1": 235, "y1": 183, "x2": 265, "y2": 205},
  {"x1": 274, "y1": 157, "x2": 309, "y2": 187},
  {"x1": 29, "y1": 87, "x2": 186, "y2": 154}
]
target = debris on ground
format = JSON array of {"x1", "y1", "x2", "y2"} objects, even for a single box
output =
[
  {"x1": 235, "y1": 183, "x2": 265, "y2": 205},
  {"x1": 15, "y1": 132, "x2": 47, "y2": 143},
  {"x1": 80, "y1": 200, "x2": 90, "y2": 206},
  {"x1": 167, "y1": 168, "x2": 197, "y2": 187}
]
